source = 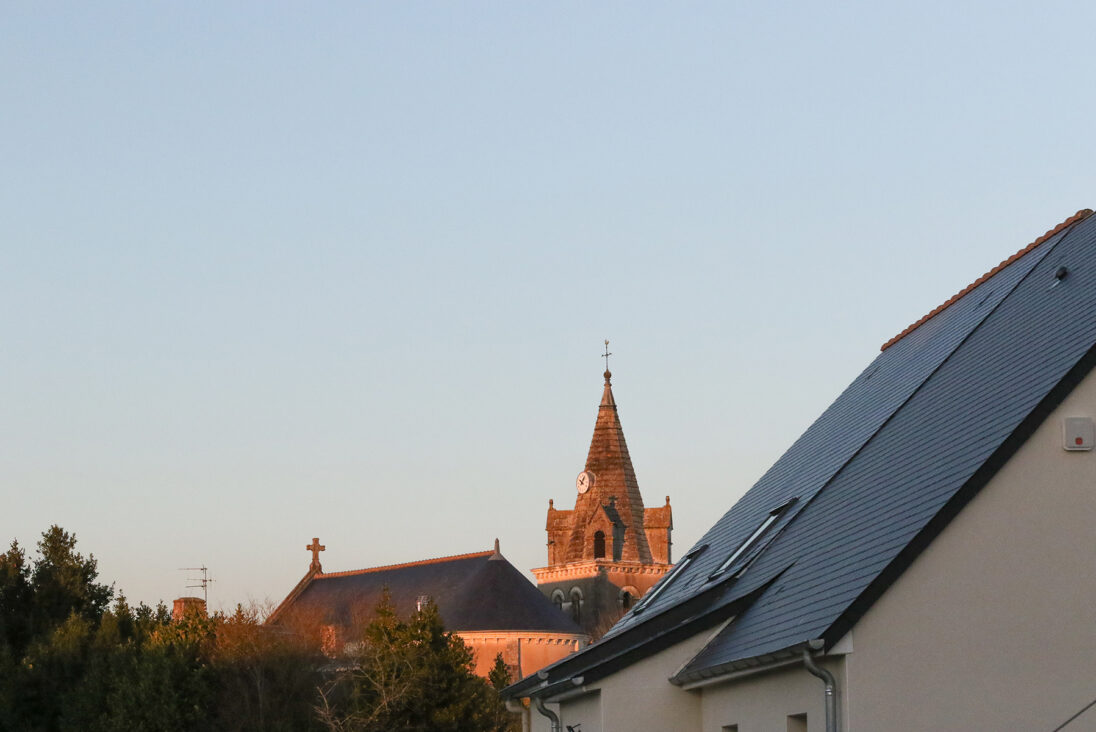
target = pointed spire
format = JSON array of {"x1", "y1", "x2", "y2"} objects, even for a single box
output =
[
  {"x1": 563, "y1": 360, "x2": 653, "y2": 564},
  {"x1": 489, "y1": 537, "x2": 503, "y2": 560}
]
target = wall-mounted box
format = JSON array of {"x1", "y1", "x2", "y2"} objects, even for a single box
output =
[{"x1": 1063, "y1": 417, "x2": 1094, "y2": 451}]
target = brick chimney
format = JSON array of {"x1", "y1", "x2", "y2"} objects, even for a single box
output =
[{"x1": 172, "y1": 596, "x2": 207, "y2": 621}]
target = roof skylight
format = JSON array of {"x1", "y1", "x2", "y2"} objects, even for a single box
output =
[
  {"x1": 710, "y1": 498, "x2": 797, "y2": 580},
  {"x1": 632, "y1": 544, "x2": 707, "y2": 614}
]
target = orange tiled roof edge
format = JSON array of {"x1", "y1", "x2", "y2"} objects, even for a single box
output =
[
  {"x1": 881, "y1": 209, "x2": 1094, "y2": 352},
  {"x1": 317, "y1": 549, "x2": 495, "y2": 579}
]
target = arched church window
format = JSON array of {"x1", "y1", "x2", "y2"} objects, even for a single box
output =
[
  {"x1": 593, "y1": 531, "x2": 606, "y2": 559},
  {"x1": 552, "y1": 590, "x2": 565, "y2": 611},
  {"x1": 570, "y1": 588, "x2": 583, "y2": 623}
]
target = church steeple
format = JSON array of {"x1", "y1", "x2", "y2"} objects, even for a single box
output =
[
  {"x1": 564, "y1": 366, "x2": 653, "y2": 564},
  {"x1": 534, "y1": 349, "x2": 674, "y2": 639}
]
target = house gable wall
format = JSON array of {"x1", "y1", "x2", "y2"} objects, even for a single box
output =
[{"x1": 844, "y1": 366, "x2": 1096, "y2": 731}]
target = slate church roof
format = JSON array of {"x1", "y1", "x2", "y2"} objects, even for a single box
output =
[
  {"x1": 507, "y1": 208, "x2": 1096, "y2": 697},
  {"x1": 271, "y1": 542, "x2": 581, "y2": 635}
]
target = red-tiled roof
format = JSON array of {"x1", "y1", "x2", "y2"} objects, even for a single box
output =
[
  {"x1": 881, "y1": 209, "x2": 1094, "y2": 351},
  {"x1": 318, "y1": 549, "x2": 495, "y2": 579}
]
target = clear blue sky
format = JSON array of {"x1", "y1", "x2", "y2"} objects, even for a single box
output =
[{"x1": 3, "y1": 2, "x2": 1094, "y2": 610}]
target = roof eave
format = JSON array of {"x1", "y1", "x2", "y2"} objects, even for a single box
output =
[
  {"x1": 670, "y1": 641, "x2": 816, "y2": 688},
  {"x1": 266, "y1": 568, "x2": 320, "y2": 626},
  {"x1": 503, "y1": 568, "x2": 788, "y2": 700}
]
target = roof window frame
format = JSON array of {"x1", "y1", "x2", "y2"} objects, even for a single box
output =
[
  {"x1": 709, "y1": 497, "x2": 797, "y2": 581},
  {"x1": 631, "y1": 543, "x2": 708, "y2": 614}
]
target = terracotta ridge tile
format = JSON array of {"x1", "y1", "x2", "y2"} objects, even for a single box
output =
[
  {"x1": 881, "y1": 209, "x2": 1093, "y2": 352},
  {"x1": 316, "y1": 549, "x2": 494, "y2": 579}
]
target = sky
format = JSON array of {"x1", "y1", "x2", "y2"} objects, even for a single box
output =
[{"x1": 3, "y1": 2, "x2": 1096, "y2": 611}]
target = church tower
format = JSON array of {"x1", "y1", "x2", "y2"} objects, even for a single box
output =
[{"x1": 533, "y1": 360, "x2": 673, "y2": 638}]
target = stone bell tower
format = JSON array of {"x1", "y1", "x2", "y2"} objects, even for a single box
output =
[{"x1": 533, "y1": 353, "x2": 673, "y2": 639}]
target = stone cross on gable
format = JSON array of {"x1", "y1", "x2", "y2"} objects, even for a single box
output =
[{"x1": 307, "y1": 537, "x2": 325, "y2": 573}]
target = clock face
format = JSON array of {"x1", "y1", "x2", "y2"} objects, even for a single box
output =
[{"x1": 576, "y1": 471, "x2": 595, "y2": 494}]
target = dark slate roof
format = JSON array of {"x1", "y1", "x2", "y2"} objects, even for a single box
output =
[
  {"x1": 277, "y1": 548, "x2": 582, "y2": 635},
  {"x1": 506, "y1": 209, "x2": 1096, "y2": 697}
]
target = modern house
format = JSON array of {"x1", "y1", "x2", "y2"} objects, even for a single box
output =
[{"x1": 504, "y1": 210, "x2": 1096, "y2": 731}]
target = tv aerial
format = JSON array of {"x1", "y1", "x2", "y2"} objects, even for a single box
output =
[{"x1": 178, "y1": 565, "x2": 214, "y2": 603}]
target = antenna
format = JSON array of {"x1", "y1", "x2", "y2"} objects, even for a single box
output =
[{"x1": 178, "y1": 566, "x2": 214, "y2": 603}]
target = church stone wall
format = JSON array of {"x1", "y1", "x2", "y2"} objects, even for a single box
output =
[
  {"x1": 458, "y1": 631, "x2": 587, "y2": 679},
  {"x1": 533, "y1": 561, "x2": 671, "y2": 639}
]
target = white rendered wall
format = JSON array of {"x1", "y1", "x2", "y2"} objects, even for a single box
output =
[
  {"x1": 552, "y1": 630, "x2": 710, "y2": 732},
  {"x1": 698, "y1": 657, "x2": 844, "y2": 732},
  {"x1": 843, "y1": 366, "x2": 1096, "y2": 731}
]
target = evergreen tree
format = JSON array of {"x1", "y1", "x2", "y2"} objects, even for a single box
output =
[
  {"x1": 30, "y1": 526, "x2": 113, "y2": 638},
  {"x1": 486, "y1": 654, "x2": 522, "y2": 732},
  {"x1": 0, "y1": 540, "x2": 34, "y2": 658}
]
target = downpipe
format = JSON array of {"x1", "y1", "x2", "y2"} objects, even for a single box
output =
[
  {"x1": 533, "y1": 695, "x2": 561, "y2": 732},
  {"x1": 803, "y1": 641, "x2": 838, "y2": 732}
]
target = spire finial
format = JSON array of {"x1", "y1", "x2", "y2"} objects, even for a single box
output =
[
  {"x1": 603, "y1": 339, "x2": 612, "y2": 383},
  {"x1": 490, "y1": 537, "x2": 503, "y2": 560}
]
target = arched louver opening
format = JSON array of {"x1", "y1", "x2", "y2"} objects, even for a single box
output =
[{"x1": 551, "y1": 590, "x2": 565, "y2": 611}]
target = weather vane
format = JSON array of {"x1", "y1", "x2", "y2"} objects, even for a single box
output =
[{"x1": 603, "y1": 339, "x2": 612, "y2": 371}]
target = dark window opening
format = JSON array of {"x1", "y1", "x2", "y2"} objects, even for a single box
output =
[
  {"x1": 593, "y1": 531, "x2": 606, "y2": 559},
  {"x1": 570, "y1": 589, "x2": 582, "y2": 623},
  {"x1": 621, "y1": 592, "x2": 633, "y2": 610}
]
